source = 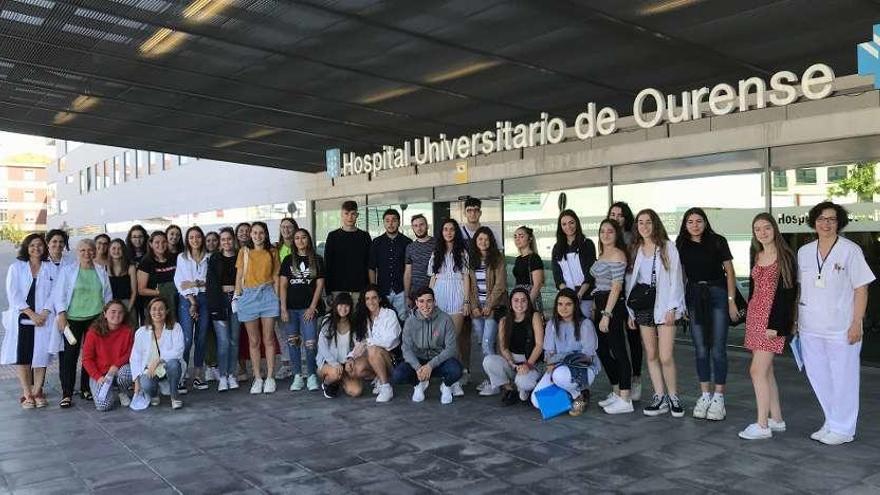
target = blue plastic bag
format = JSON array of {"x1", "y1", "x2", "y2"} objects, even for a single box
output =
[{"x1": 534, "y1": 384, "x2": 572, "y2": 420}]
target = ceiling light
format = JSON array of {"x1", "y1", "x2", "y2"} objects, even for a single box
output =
[
  {"x1": 183, "y1": 0, "x2": 232, "y2": 22},
  {"x1": 139, "y1": 27, "x2": 188, "y2": 57},
  {"x1": 70, "y1": 94, "x2": 99, "y2": 112},
  {"x1": 638, "y1": 0, "x2": 703, "y2": 16},
  {"x1": 245, "y1": 128, "x2": 280, "y2": 139},
  {"x1": 214, "y1": 138, "x2": 241, "y2": 148},
  {"x1": 53, "y1": 112, "x2": 75, "y2": 125},
  {"x1": 359, "y1": 86, "x2": 419, "y2": 104},
  {"x1": 425, "y1": 60, "x2": 501, "y2": 84}
]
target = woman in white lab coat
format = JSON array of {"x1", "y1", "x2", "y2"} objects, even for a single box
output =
[{"x1": 2, "y1": 233, "x2": 59, "y2": 409}]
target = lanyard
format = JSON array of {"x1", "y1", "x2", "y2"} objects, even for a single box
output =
[{"x1": 815, "y1": 237, "x2": 839, "y2": 280}]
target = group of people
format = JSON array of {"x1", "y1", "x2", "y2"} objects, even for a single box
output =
[{"x1": 2, "y1": 197, "x2": 873, "y2": 445}]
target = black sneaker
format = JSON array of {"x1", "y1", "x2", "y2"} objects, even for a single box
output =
[
  {"x1": 192, "y1": 378, "x2": 209, "y2": 391},
  {"x1": 322, "y1": 382, "x2": 339, "y2": 399},
  {"x1": 501, "y1": 388, "x2": 518, "y2": 406},
  {"x1": 668, "y1": 394, "x2": 685, "y2": 418},
  {"x1": 643, "y1": 394, "x2": 669, "y2": 417}
]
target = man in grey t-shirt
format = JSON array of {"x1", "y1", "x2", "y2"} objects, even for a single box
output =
[{"x1": 404, "y1": 214, "x2": 436, "y2": 310}]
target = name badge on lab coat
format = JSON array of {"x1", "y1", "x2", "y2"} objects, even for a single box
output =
[{"x1": 814, "y1": 275, "x2": 826, "y2": 288}]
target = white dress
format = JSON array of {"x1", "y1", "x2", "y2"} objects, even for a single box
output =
[{"x1": 427, "y1": 252, "x2": 468, "y2": 315}]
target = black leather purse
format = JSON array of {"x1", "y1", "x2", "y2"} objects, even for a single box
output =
[
  {"x1": 627, "y1": 249, "x2": 657, "y2": 312},
  {"x1": 729, "y1": 287, "x2": 747, "y2": 325}
]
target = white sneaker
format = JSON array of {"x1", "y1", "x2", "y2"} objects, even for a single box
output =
[
  {"x1": 603, "y1": 396, "x2": 634, "y2": 414},
  {"x1": 810, "y1": 425, "x2": 830, "y2": 441},
  {"x1": 218, "y1": 376, "x2": 229, "y2": 392},
  {"x1": 412, "y1": 381, "x2": 428, "y2": 402},
  {"x1": 306, "y1": 374, "x2": 319, "y2": 391},
  {"x1": 440, "y1": 383, "x2": 453, "y2": 404},
  {"x1": 693, "y1": 395, "x2": 711, "y2": 419},
  {"x1": 738, "y1": 423, "x2": 772, "y2": 440},
  {"x1": 250, "y1": 378, "x2": 264, "y2": 395},
  {"x1": 171, "y1": 399, "x2": 183, "y2": 410},
  {"x1": 598, "y1": 392, "x2": 618, "y2": 408},
  {"x1": 706, "y1": 395, "x2": 726, "y2": 421},
  {"x1": 819, "y1": 431, "x2": 854, "y2": 445},
  {"x1": 450, "y1": 381, "x2": 464, "y2": 397},
  {"x1": 205, "y1": 366, "x2": 217, "y2": 382},
  {"x1": 476, "y1": 379, "x2": 490, "y2": 392},
  {"x1": 290, "y1": 374, "x2": 305, "y2": 391},
  {"x1": 263, "y1": 377, "x2": 276, "y2": 394},
  {"x1": 478, "y1": 385, "x2": 500, "y2": 396},
  {"x1": 118, "y1": 392, "x2": 131, "y2": 407},
  {"x1": 631, "y1": 380, "x2": 642, "y2": 402},
  {"x1": 460, "y1": 369, "x2": 470, "y2": 386},
  {"x1": 227, "y1": 375, "x2": 239, "y2": 390},
  {"x1": 769, "y1": 419, "x2": 786, "y2": 432},
  {"x1": 518, "y1": 389, "x2": 529, "y2": 402},
  {"x1": 376, "y1": 383, "x2": 393, "y2": 403}
]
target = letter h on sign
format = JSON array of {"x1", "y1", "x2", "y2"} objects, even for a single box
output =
[{"x1": 858, "y1": 24, "x2": 880, "y2": 89}]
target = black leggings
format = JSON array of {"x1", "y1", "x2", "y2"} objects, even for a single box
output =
[
  {"x1": 59, "y1": 316, "x2": 97, "y2": 398},
  {"x1": 627, "y1": 321, "x2": 643, "y2": 377},
  {"x1": 594, "y1": 292, "x2": 632, "y2": 390}
]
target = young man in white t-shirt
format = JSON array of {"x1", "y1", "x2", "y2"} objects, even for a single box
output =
[{"x1": 796, "y1": 202, "x2": 875, "y2": 445}]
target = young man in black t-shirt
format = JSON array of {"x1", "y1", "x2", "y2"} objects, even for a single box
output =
[{"x1": 323, "y1": 200, "x2": 371, "y2": 305}]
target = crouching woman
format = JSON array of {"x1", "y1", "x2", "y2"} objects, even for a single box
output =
[
  {"x1": 130, "y1": 297, "x2": 186, "y2": 410},
  {"x1": 531, "y1": 288, "x2": 600, "y2": 416}
]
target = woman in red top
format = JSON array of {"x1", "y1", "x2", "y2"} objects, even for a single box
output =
[{"x1": 82, "y1": 300, "x2": 135, "y2": 411}]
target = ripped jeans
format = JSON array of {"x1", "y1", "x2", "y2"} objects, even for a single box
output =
[{"x1": 282, "y1": 309, "x2": 318, "y2": 376}]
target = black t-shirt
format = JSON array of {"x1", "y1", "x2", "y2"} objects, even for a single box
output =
[
  {"x1": 137, "y1": 256, "x2": 177, "y2": 287},
  {"x1": 280, "y1": 253, "x2": 325, "y2": 310},
  {"x1": 513, "y1": 253, "x2": 543, "y2": 286},
  {"x1": 678, "y1": 234, "x2": 733, "y2": 282},
  {"x1": 509, "y1": 318, "x2": 531, "y2": 355},
  {"x1": 324, "y1": 228, "x2": 371, "y2": 292},
  {"x1": 215, "y1": 253, "x2": 237, "y2": 286}
]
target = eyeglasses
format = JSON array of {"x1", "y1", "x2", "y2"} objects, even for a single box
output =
[{"x1": 816, "y1": 216, "x2": 838, "y2": 223}]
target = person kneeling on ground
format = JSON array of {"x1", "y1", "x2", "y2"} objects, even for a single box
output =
[
  {"x1": 392, "y1": 287, "x2": 462, "y2": 404},
  {"x1": 482, "y1": 288, "x2": 544, "y2": 405},
  {"x1": 130, "y1": 297, "x2": 186, "y2": 410},
  {"x1": 316, "y1": 293, "x2": 365, "y2": 398},
  {"x1": 531, "y1": 288, "x2": 600, "y2": 416},
  {"x1": 82, "y1": 300, "x2": 135, "y2": 411}
]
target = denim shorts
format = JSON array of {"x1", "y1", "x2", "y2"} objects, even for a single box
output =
[{"x1": 237, "y1": 284, "x2": 280, "y2": 322}]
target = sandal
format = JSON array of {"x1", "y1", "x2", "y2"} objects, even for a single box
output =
[
  {"x1": 33, "y1": 392, "x2": 48, "y2": 408},
  {"x1": 81, "y1": 390, "x2": 93, "y2": 401},
  {"x1": 20, "y1": 396, "x2": 35, "y2": 410},
  {"x1": 59, "y1": 396, "x2": 73, "y2": 408}
]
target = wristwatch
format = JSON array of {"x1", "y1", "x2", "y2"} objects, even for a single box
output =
[{"x1": 601, "y1": 310, "x2": 613, "y2": 318}]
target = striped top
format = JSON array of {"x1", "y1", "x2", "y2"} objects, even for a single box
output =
[{"x1": 589, "y1": 260, "x2": 626, "y2": 293}]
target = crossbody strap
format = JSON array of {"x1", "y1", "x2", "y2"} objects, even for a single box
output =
[{"x1": 650, "y1": 248, "x2": 657, "y2": 288}]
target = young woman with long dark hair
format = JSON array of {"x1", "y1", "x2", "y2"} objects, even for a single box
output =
[
  {"x1": 94, "y1": 234, "x2": 111, "y2": 268},
  {"x1": 206, "y1": 227, "x2": 240, "y2": 391},
  {"x1": 130, "y1": 297, "x2": 185, "y2": 409},
  {"x1": 353, "y1": 284, "x2": 401, "y2": 402},
  {"x1": 513, "y1": 226, "x2": 544, "y2": 310},
  {"x1": 125, "y1": 225, "x2": 149, "y2": 265},
  {"x1": 136, "y1": 232, "x2": 178, "y2": 332},
  {"x1": 279, "y1": 228, "x2": 325, "y2": 392},
  {"x1": 530, "y1": 288, "x2": 599, "y2": 416},
  {"x1": 316, "y1": 292, "x2": 364, "y2": 398},
  {"x1": 607, "y1": 201, "x2": 641, "y2": 398},
  {"x1": 165, "y1": 224, "x2": 185, "y2": 257},
  {"x1": 552, "y1": 209, "x2": 597, "y2": 318},
  {"x1": 428, "y1": 218, "x2": 471, "y2": 390},
  {"x1": 107, "y1": 238, "x2": 138, "y2": 323},
  {"x1": 592, "y1": 219, "x2": 633, "y2": 414},
  {"x1": 625, "y1": 209, "x2": 686, "y2": 418},
  {"x1": 482, "y1": 288, "x2": 544, "y2": 405},
  {"x1": 676, "y1": 207, "x2": 738, "y2": 421},
  {"x1": 737, "y1": 213, "x2": 797, "y2": 440},
  {"x1": 174, "y1": 226, "x2": 211, "y2": 391},
  {"x1": 234, "y1": 221, "x2": 280, "y2": 395},
  {"x1": 205, "y1": 231, "x2": 220, "y2": 254},
  {"x1": 468, "y1": 226, "x2": 507, "y2": 395},
  {"x1": 82, "y1": 300, "x2": 134, "y2": 411},
  {"x1": 276, "y1": 217, "x2": 299, "y2": 264}
]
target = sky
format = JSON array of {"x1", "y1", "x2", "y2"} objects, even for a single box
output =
[{"x1": 0, "y1": 131, "x2": 56, "y2": 162}]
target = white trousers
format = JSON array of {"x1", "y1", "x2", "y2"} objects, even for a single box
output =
[
  {"x1": 800, "y1": 333, "x2": 862, "y2": 437},
  {"x1": 482, "y1": 354, "x2": 540, "y2": 393},
  {"x1": 530, "y1": 366, "x2": 583, "y2": 408}
]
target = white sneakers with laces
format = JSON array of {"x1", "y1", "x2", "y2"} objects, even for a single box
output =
[
  {"x1": 598, "y1": 392, "x2": 618, "y2": 408},
  {"x1": 692, "y1": 395, "x2": 711, "y2": 419},
  {"x1": 227, "y1": 374, "x2": 239, "y2": 390},
  {"x1": 376, "y1": 383, "x2": 393, "y2": 403},
  {"x1": 250, "y1": 378, "x2": 264, "y2": 395},
  {"x1": 218, "y1": 376, "x2": 229, "y2": 392},
  {"x1": 412, "y1": 381, "x2": 428, "y2": 402},
  {"x1": 263, "y1": 377, "x2": 276, "y2": 394},
  {"x1": 450, "y1": 381, "x2": 465, "y2": 397},
  {"x1": 738, "y1": 423, "x2": 772, "y2": 440},
  {"x1": 602, "y1": 395, "x2": 634, "y2": 414},
  {"x1": 440, "y1": 383, "x2": 453, "y2": 404},
  {"x1": 706, "y1": 395, "x2": 726, "y2": 421}
]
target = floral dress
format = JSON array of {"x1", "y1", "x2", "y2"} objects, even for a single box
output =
[{"x1": 744, "y1": 261, "x2": 786, "y2": 354}]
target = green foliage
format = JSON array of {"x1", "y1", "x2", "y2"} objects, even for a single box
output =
[
  {"x1": 0, "y1": 223, "x2": 27, "y2": 246},
  {"x1": 828, "y1": 162, "x2": 880, "y2": 202},
  {"x1": 4, "y1": 152, "x2": 52, "y2": 165}
]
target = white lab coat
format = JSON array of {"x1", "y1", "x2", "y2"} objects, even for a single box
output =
[
  {"x1": 1, "y1": 260, "x2": 61, "y2": 366},
  {"x1": 625, "y1": 242, "x2": 686, "y2": 324},
  {"x1": 52, "y1": 263, "x2": 113, "y2": 314},
  {"x1": 129, "y1": 323, "x2": 186, "y2": 381},
  {"x1": 45, "y1": 254, "x2": 76, "y2": 285}
]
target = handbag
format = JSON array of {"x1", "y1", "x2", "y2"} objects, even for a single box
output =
[
  {"x1": 152, "y1": 329, "x2": 166, "y2": 379},
  {"x1": 627, "y1": 248, "x2": 657, "y2": 311},
  {"x1": 534, "y1": 384, "x2": 572, "y2": 420}
]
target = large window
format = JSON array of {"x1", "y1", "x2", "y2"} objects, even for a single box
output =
[
  {"x1": 114, "y1": 156, "x2": 123, "y2": 184},
  {"x1": 124, "y1": 150, "x2": 135, "y2": 181},
  {"x1": 149, "y1": 152, "x2": 161, "y2": 174},
  {"x1": 795, "y1": 167, "x2": 817, "y2": 184}
]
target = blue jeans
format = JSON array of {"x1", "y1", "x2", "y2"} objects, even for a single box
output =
[
  {"x1": 687, "y1": 284, "x2": 729, "y2": 385},
  {"x1": 392, "y1": 357, "x2": 463, "y2": 387},
  {"x1": 212, "y1": 294, "x2": 240, "y2": 377},
  {"x1": 387, "y1": 291, "x2": 408, "y2": 320},
  {"x1": 282, "y1": 309, "x2": 317, "y2": 376},
  {"x1": 179, "y1": 292, "x2": 210, "y2": 369},
  {"x1": 471, "y1": 316, "x2": 499, "y2": 356},
  {"x1": 139, "y1": 359, "x2": 183, "y2": 401}
]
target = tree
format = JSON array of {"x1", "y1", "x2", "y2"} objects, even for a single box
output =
[
  {"x1": 0, "y1": 224, "x2": 27, "y2": 246},
  {"x1": 828, "y1": 161, "x2": 880, "y2": 203}
]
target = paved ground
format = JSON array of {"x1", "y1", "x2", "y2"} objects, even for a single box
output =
[{"x1": 1, "y1": 245, "x2": 880, "y2": 494}]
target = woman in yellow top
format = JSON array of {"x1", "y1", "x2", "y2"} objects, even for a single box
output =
[{"x1": 233, "y1": 221, "x2": 281, "y2": 395}]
